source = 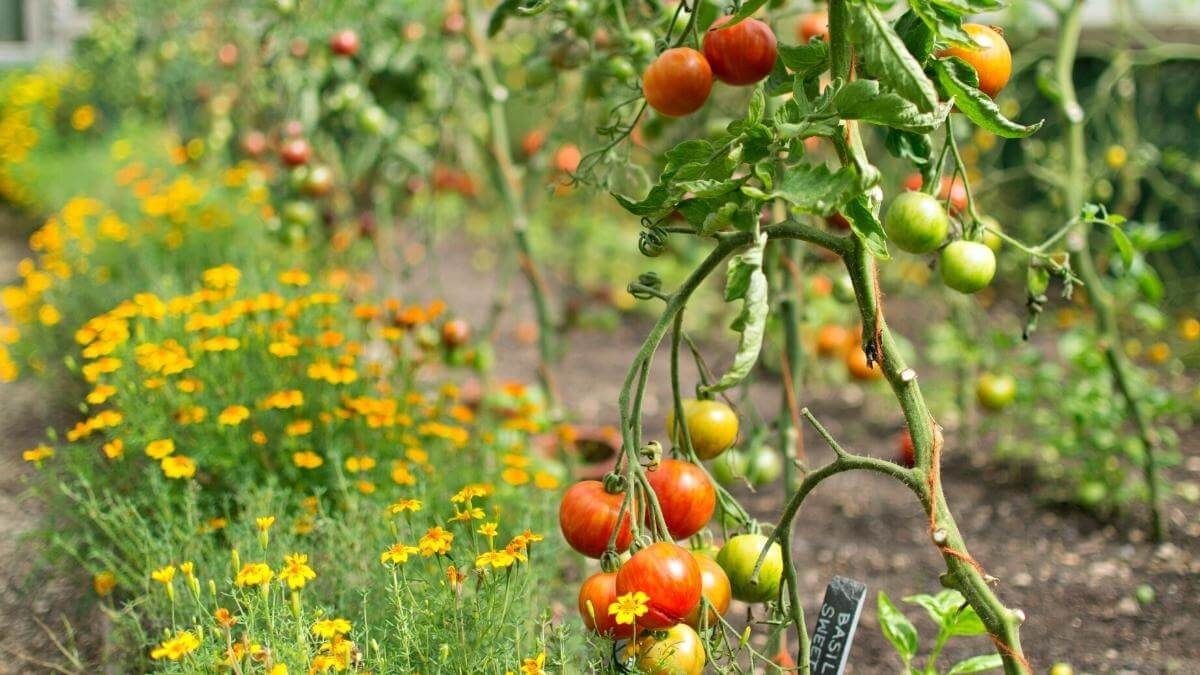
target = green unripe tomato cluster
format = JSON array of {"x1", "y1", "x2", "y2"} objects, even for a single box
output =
[
  {"x1": 716, "y1": 534, "x2": 783, "y2": 603},
  {"x1": 940, "y1": 240, "x2": 996, "y2": 293},
  {"x1": 884, "y1": 191, "x2": 949, "y2": 254}
]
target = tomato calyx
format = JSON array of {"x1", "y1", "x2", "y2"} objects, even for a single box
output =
[
  {"x1": 602, "y1": 471, "x2": 628, "y2": 495},
  {"x1": 599, "y1": 550, "x2": 622, "y2": 574},
  {"x1": 639, "y1": 440, "x2": 663, "y2": 469}
]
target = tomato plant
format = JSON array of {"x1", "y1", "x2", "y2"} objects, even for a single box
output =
[
  {"x1": 578, "y1": 571, "x2": 633, "y2": 640},
  {"x1": 558, "y1": 480, "x2": 633, "y2": 558},
  {"x1": 644, "y1": 458, "x2": 716, "y2": 541},
  {"x1": 624, "y1": 623, "x2": 706, "y2": 675},
  {"x1": 683, "y1": 551, "x2": 731, "y2": 629},
  {"x1": 939, "y1": 240, "x2": 997, "y2": 294},
  {"x1": 716, "y1": 534, "x2": 782, "y2": 604},
  {"x1": 615, "y1": 542, "x2": 702, "y2": 629},
  {"x1": 703, "y1": 17, "x2": 778, "y2": 86},
  {"x1": 667, "y1": 399, "x2": 738, "y2": 460},
  {"x1": 937, "y1": 24, "x2": 1012, "y2": 98},
  {"x1": 642, "y1": 47, "x2": 713, "y2": 117},
  {"x1": 884, "y1": 191, "x2": 950, "y2": 254}
]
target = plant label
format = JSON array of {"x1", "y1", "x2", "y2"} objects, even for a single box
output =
[{"x1": 809, "y1": 575, "x2": 867, "y2": 675}]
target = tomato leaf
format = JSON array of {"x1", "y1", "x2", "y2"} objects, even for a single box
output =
[
  {"x1": 885, "y1": 129, "x2": 934, "y2": 165},
  {"x1": 947, "y1": 654, "x2": 1004, "y2": 674},
  {"x1": 947, "y1": 605, "x2": 989, "y2": 637},
  {"x1": 778, "y1": 42, "x2": 830, "y2": 79},
  {"x1": 907, "y1": 0, "x2": 973, "y2": 47},
  {"x1": 727, "y1": 0, "x2": 770, "y2": 26},
  {"x1": 844, "y1": 195, "x2": 890, "y2": 260},
  {"x1": 894, "y1": 9, "x2": 935, "y2": 63},
  {"x1": 848, "y1": 1, "x2": 940, "y2": 112},
  {"x1": 760, "y1": 163, "x2": 857, "y2": 215},
  {"x1": 877, "y1": 591, "x2": 919, "y2": 662},
  {"x1": 933, "y1": 58, "x2": 1044, "y2": 138},
  {"x1": 700, "y1": 233, "x2": 769, "y2": 394},
  {"x1": 834, "y1": 79, "x2": 952, "y2": 133},
  {"x1": 487, "y1": 0, "x2": 549, "y2": 37}
]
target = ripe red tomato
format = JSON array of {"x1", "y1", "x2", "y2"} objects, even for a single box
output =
[
  {"x1": 624, "y1": 623, "x2": 706, "y2": 675},
  {"x1": 441, "y1": 319, "x2": 470, "y2": 348},
  {"x1": 904, "y1": 174, "x2": 968, "y2": 214},
  {"x1": 521, "y1": 129, "x2": 546, "y2": 157},
  {"x1": 883, "y1": 191, "x2": 950, "y2": 254},
  {"x1": 667, "y1": 399, "x2": 739, "y2": 460},
  {"x1": 845, "y1": 343, "x2": 882, "y2": 381},
  {"x1": 645, "y1": 459, "x2": 715, "y2": 541},
  {"x1": 643, "y1": 47, "x2": 713, "y2": 117},
  {"x1": 578, "y1": 571, "x2": 633, "y2": 639},
  {"x1": 283, "y1": 119, "x2": 304, "y2": 137},
  {"x1": 938, "y1": 24, "x2": 1012, "y2": 98},
  {"x1": 615, "y1": 542, "x2": 702, "y2": 629},
  {"x1": 553, "y1": 144, "x2": 582, "y2": 173},
  {"x1": 330, "y1": 29, "x2": 361, "y2": 57},
  {"x1": 279, "y1": 137, "x2": 311, "y2": 167},
  {"x1": 684, "y1": 552, "x2": 731, "y2": 628},
  {"x1": 443, "y1": 12, "x2": 465, "y2": 36},
  {"x1": 939, "y1": 240, "x2": 996, "y2": 293},
  {"x1": 559, "y1": 481, "x2": 633, "y2": 558},
  {"x1": 217, "y1": 43, "x2": 239, "y2": 68},
  {"x1": 703, "y1": 16, "x2": 778, "y2": 86},
  {"x1": 816, "y1": 324, "x2": 851, "y2": 357},
  {"x1": 897, "y1": 429, "x2": 915, "y2": 468},
  {"x1": 796, "y1": 10, "x2": 829, "y2": 43}
]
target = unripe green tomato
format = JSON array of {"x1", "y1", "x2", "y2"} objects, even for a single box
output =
[
  {"x1": 716, "y1": 534, "x2": 782, "y2": 603},
  {"x1": 709, "y1": 449, "x2": 748, "y2": 486},
  {"x1": 884, "y1": 191, "x2": 950, "y2": 254},
  {"x1": 667, "y1": 399, "x2": 739, "y2": 460},
  {"x1": 975, "y1": 372, "x2": 1016, "y2": 411},
  {"x1": 282, "y1": 200, "x2": 317, "y2": 226},
  {"x1": 940, "y1": 240, "x2": 996, "y2": 294},
  {"x1": 832, "y1": 273, "x2": 856, "y2": 304},
  {"x1": 289, "y1": 166, "x2": 309, "y2": 192},
  {"x1": 607, "y1": 56, "x2": 637, "y2": 84},
  {"x1": 979, "y1": 215, "x2": 1003, "y2": 253},
  {"x1": 1049, "y1": 664, "x2": 1074, "y2": 675},
  {"x1": 745, "y1": 446, "x2": 783, "y2": 486},
  {"x1": 1076, "y1": 481, "x2": 1107, "y2": 508},
  {"x1": 275, "y1": 0, "x2": 295, "y2": 13},
  {"x1": 359, "y1": 105, "x2": 388, "y2": 134},
  {"x1": 471, "y1": 341, "x2": 495, "y2": 372},
  {"x1": 628, "y1": 29, "x2": 656, "y2": 59}
]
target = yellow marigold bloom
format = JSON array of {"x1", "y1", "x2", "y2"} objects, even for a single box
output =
[
  {"x1": 268, "y1": 340, "x2": 299, "y2": 358},
  {"x1": 504, "y1": 542, "x2": 529, "y2": 563},
  {"x1": 286, "y1": 419, "x2": 312, "y2": 436},
  {"x1": 201, "y1": 517, "x2": 228, "y2": 534},
  {"x1": 502, "y1": 453, "x2": 531, "y2": 468},
  {"x1": 93, "y1": 571, "x2": 116, "y2": 597},
  {"x1": 609, "y1": 591, "x2": 650, "y2": 626},
  {"x1": 344, "y1": 455, "x2": 376, "y2": 473},
  {"x1": 87, "y1": 383, "x2": 117, "y2": 404},
  {"x1": 235, "y1": 562, "x2": 273, "y2": 587},
  {"x1": 161, "y1": 455, "x2": 197, "y2": 479},
  {"x1": 202, "y1": 264, "x2": 241, "y2": 291},
  {"x1": 174, "y1": 406, "x2": 206, "y2": 425},
  {"x1": 450, "y1": 507, "x2": 484, "y2": 522},
  {"x1": 533, "y1": 471, "x2": 560, "y2": 490},
  {"x1": 451, "y1": 484, "x2": 492, "y2": 504},
  {"x1": 70, "y1": 105, "x2": 96, "y2": 131},
  {"x1": 268, "y1": 665, "x2": 287, "y2": 675},
  {"x1": 256, "y1": 516, "x2": 275, "y2": 533},
  {"x1": 380, "y1": 543, "x2": 419, "y2": 566},
  {"x1": 418, "y1": 526, "x2": 454, "y2": 557},
  {"x1": 292, "y1": 451, "x2": 323, "y2": 469},
  {"x1": 1181, "y1": 317, "x2": 1200, "y2": 341},
  {"x1": 405, "y1": 448, "x2": 429, "y2": 464},
  {"x1": 201, "y1": 335, "x2": 240, "y2": 352},
  {"x1": 38, "y1": 304, "x2": 61, "y2": 326},
  {"x1": 511, "y1": 530, "x2": 544, "y2": 548},
  {"x1": 218, "y1": 405, "x2": 250, "y2": 426},
  {"x1": 355, "y1": 480, "x2": 376, "y2": 494},
  {"x1": 386, "y1": 499, "x2": 422, "y2": 515},
  {"x1": 280, "y1": 553, "x2": 316, "y2": 589},
  {"x1": 251, "y1": 430, "x2": 268, "y2": 445},
  {"x1": 390, "y1": 462, "x2": 417, "y2": 486},
  {"x1": 502, "y1": 468, "x2": 530, "y2": 486},
  {"x1": 145, "y1": 438, "x2": 175, "y2": 459},
  {"x1": 214, "y1": 607, "x2": 238, "y2": 628},
  {"x1": 262, "y1": 389, "x2": 303, "y2": 409},
  {"x1": 151, "y1": 565, "x2": 176, "y2": 585},
  {"x1": 446, "y1": 564, "x2": 467, "y2": 590},
  {"x1": 101, "y1": 438, "x2": 124, "y2": 459},
  {"x1": 278, "y1": 268, "x2": 311, "y2": 286},
  {"x1": 475, "y1": 549, "x2": 516, "y2": 569},
  {"x1": 520, "y1": 653, "x2": 547, "y2": 675},
  {"x1": 22, "y1": 444, "x2": 53, "y2": 464},
  {"x1": 149, "y1": 630, "x2": 200, "y2": 661},
  {"x1": 311, "y1": 618, "x2": 352, "y2": 639}
]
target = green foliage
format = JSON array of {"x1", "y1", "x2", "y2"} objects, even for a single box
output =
[{"x1": 877, "y1": 590, "x2": 1003, "y2": 674}]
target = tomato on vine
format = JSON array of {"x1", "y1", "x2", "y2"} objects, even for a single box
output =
[
  {"x1": 301, "y1": 165, "x2": 333, "y2": 198},
  {"x1": 329, "y1": 29, "x2": 360, "y2": 57},
  {"x1": 816, "y1": 324, "x2": 851, "y2": 357},
  {"x1": 708, "y1": 448, "x2": 747, "y2": 485},
  {"x1": 939, "y1": 240, "x2": 996, "y2": 294},
  {"x1": 796, "y1": 10, "x2": 829, "y2": 43},
  {"x1": 558, "y1": 480, "x2": 633, "y2": 558},
  {"x1": 976, "y1": 372, "x2": 1017, "y2": 411},
  {"x1": 578, "y1": 571, "x2": 633, "y2": 639},
  {"x1": 938, "y1": 24, "x2": 1012, "y2": 98},
  {"x1": 703, "y1": 16, "x2": 777, "y2": 86},
  {"x1": 883, "y1": 191, "x2": 950, "y2": 254},
  {"x1": 279, "y1": 137, "x2": 311, "y2": 167},
  {"x1": 716, "y1": 534, "x2": 782, "y2": 603},
  {"x1": 845, "y1": 343, "x2": 883, "y2": 381},
  {"x1": 683, "y1": 551, "x2": 731, "y2": 628},
  {"x1": 642, "y1": 47, "x2": 712, "y2": 117},
  {"x1": 668, "y1": 399, "x2": 739, "y2": 460},
  {"x1": 624, "y1": 623, "x2": 706, "y2": 675},
  {"x1": 644, "y1": 458, "x2": 716, "y2": 541},
  {"x1": 615, "y1": 542, "x2": 702, "y2": 629}
]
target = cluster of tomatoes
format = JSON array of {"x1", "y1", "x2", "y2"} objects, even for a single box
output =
[
  {"x1": 558, "y1": 399, "x2": 784, "y2": 673},
  {"x1": 642, "y1": 16, "x2": 778, "y2": 117}
]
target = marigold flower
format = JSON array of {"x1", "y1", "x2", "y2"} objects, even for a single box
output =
[
  {"x1": 234, "y1": 562, "x2": 273, "y2": 587},
  {"x1": 149, "y1": 630, "x2": 200, "y2": 661},
  {"x1": 217, "y1": 405, "x2": 250, "y2": 426},
  {"x1": 278, "y1": 268, "x2": 311, "y2": 286},
  {"x1": 93, "y1": 571, "x2": 116, "y2": 597},
  {"x1": 380, "y1": 543, "x2": 419, "y2": 566},
  {"x1": 202, "y1": 264, "x2": 240, "y2": 290},
  {"x1": 22, "y1": 444, "x2": 53, "y2": 464},
  {"x1": 386, "y1": 499, "x2": 422, "y2": 515},
  {"x1": 475, "y1": 550, "x2": 516, "y2": 569},
  {"x1": 344, "y1": 455, "x2": 376, "y2": 473},
  {"x1": 151, "y1": 565, "x2": 176, "y2": 585},
  {"x1": 501, "y1": 468, "x2": 530, "y2": 486},
  {"x1": 145, "y1": 438, "x2": 174, "y2": 459},
  {"x1": 609, "y1": 591, "x2": 650, "y2": 626},
  {"x1": 478, "y1": 522, "x2": 499, "y2": 538},
  {"x1": 450, "y1": 507, "x2": 484, "y2": 522},
  {"x1": 520, "y1": 652, "x2": 547, "y2": 675},
  {"x1": 533, "y1": 471, "x2": 560, "y2": 490},
  {"x1": 446, "y1": 564, "x2": 467, "y2": 590},
  {"x1": 292, "y1": 451, "x2": 323, "y2": 469},
  {"x1": 214, "y1": 607, "x2": 238, "y2": 628},
  {"x1": 279, "y1": 553, "x2": 316, "y2": 589},
  {"x1": 102, "y1": 438, "x2": 124, "y2": 459},
  {"x1": 256, "y1": 516, "x2": 276, "y2": 533},
  {"x1": 161, "y1": 455, "x2": 196, "y2": 479},
  {"x1": 311, "y1": 617, "x2": 352, "y2": 639},
  {"x1": 418, "y1": 526, "x2": 454, "y2": 557}
]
